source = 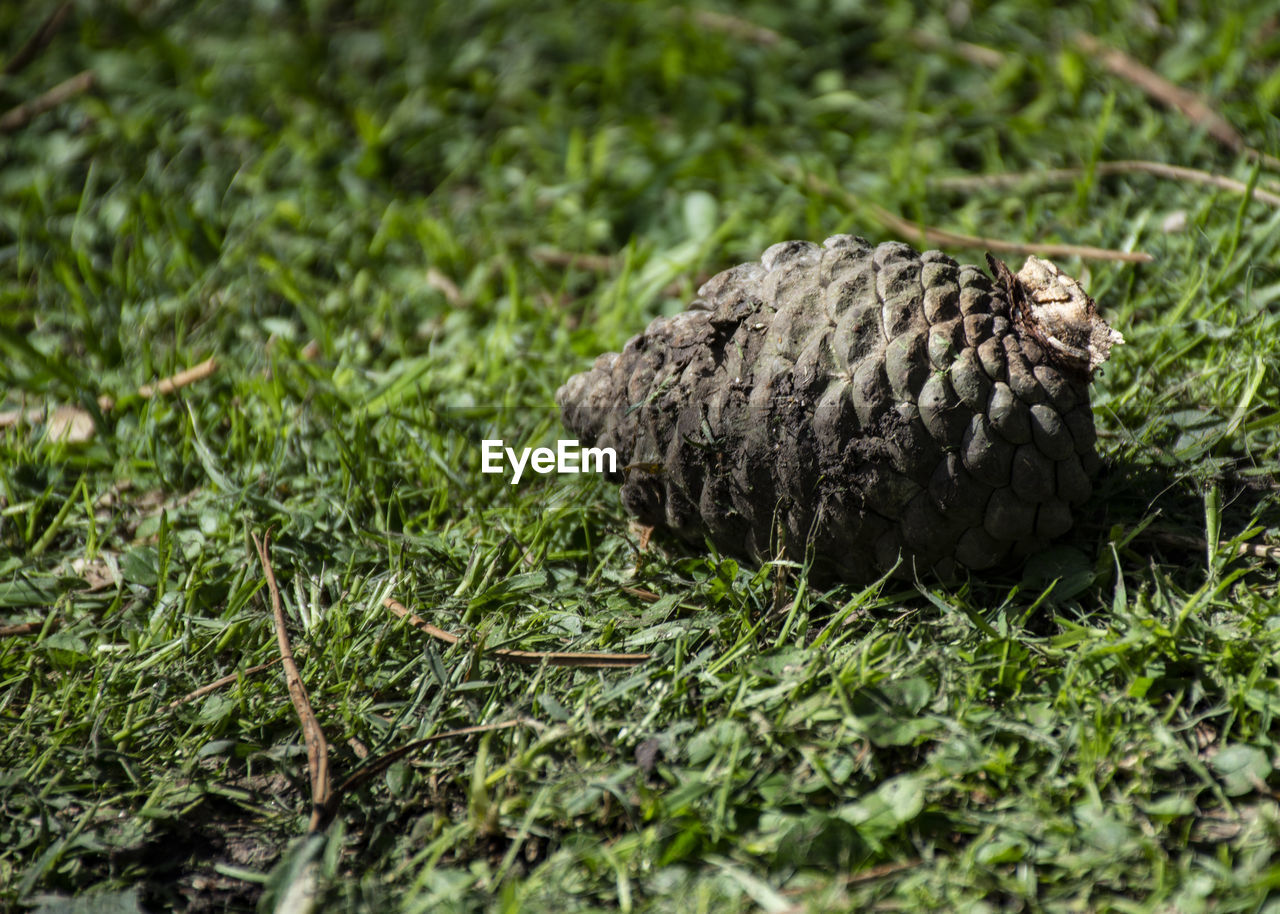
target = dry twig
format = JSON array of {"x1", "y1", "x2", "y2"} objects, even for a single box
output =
[
  {"x1": 3, "y1": 1, "x2": 73, "y2": 76},
  {"x1": 872, "y1": 207, "x2": 1153, "y2": 263},
  {"x1": 1072, "y1": 31, "x2": 1280, "y2": 172},
  {"x1": 327, "y1": 719, "x2": 532, "y2": 811},
  {"x1": 425, "y1": 267, "x2": 463, "y2": 306},
  {"x1": 931, "y1": 160, "x2": 1280, "y2": 207},
  {"x1": 136, "y1": 357, "x2": 219, "y2": 398},
  {"x1": 0, "y1": 69, "x2": 95, "y2": 132},
  {"x1": 1148, "y1": 531, "x2": 1280, "y2": 565},
  {"x1": 0, "y1": 358, "x2": 219, "y2": 440},
  {"x1": 766, "y1": 152, "x2": 1153, "y2": 263},
  {"x1": 780, "y1": 858, "x2": 921, "y2": 906},
  {"x1": 383, "y1": 597, "x2": 651, "y2": 668},
  {"x1": 162, "y1": 659, "x2": 282, "y2": 712},
  {"x1": 0, "y1": 620, "x2": 47, "y2": 638},
  {"x1": 684, "y1": 8, "x2": 783, "y2": 47},
  {"x1": 908, "y1": 30, "x2": 1004, "y2": 69},
  {"x1": 533, "y1": 247, "x2": 711, "y2": 300},
  {"x1": 531, "y1": 247, "x2": 619, "y2": 272},
  {"x1": 621, "y1": 586, "x2": 660, "y2": 603},
  {"x1": 253, "y1": 530, "x2": 332, "y2": 832}
]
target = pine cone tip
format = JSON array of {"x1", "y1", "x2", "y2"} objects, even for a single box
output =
[{"x1": 989, "y1": 253, "x2": 1124, "y2": 377}]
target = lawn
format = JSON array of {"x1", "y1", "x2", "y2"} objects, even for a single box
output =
[{"x1": 3, "y1": 1, "x2": 1280, "y2": 911}]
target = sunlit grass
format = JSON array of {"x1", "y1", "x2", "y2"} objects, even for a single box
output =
[{"x1": 2, "y1": 1, "x2": 1279, "y2": 911}]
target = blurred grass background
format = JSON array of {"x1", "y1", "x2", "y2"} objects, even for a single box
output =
[{"x1": 2, "y1": 1, "x2": 1280, "y2": 911}]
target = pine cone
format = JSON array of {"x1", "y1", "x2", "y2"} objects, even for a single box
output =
[{"x1": 557, "y1": 235, "x2": 1122, "y2": 583}]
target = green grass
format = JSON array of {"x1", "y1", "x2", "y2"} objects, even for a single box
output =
[{"x1": 3, "y1": 1, "x2": 1280, "y2": 911}]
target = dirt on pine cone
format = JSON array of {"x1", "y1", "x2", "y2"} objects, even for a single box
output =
[{"x1": 556, "y1": 235, "x2": 1122, "y2": 583}]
